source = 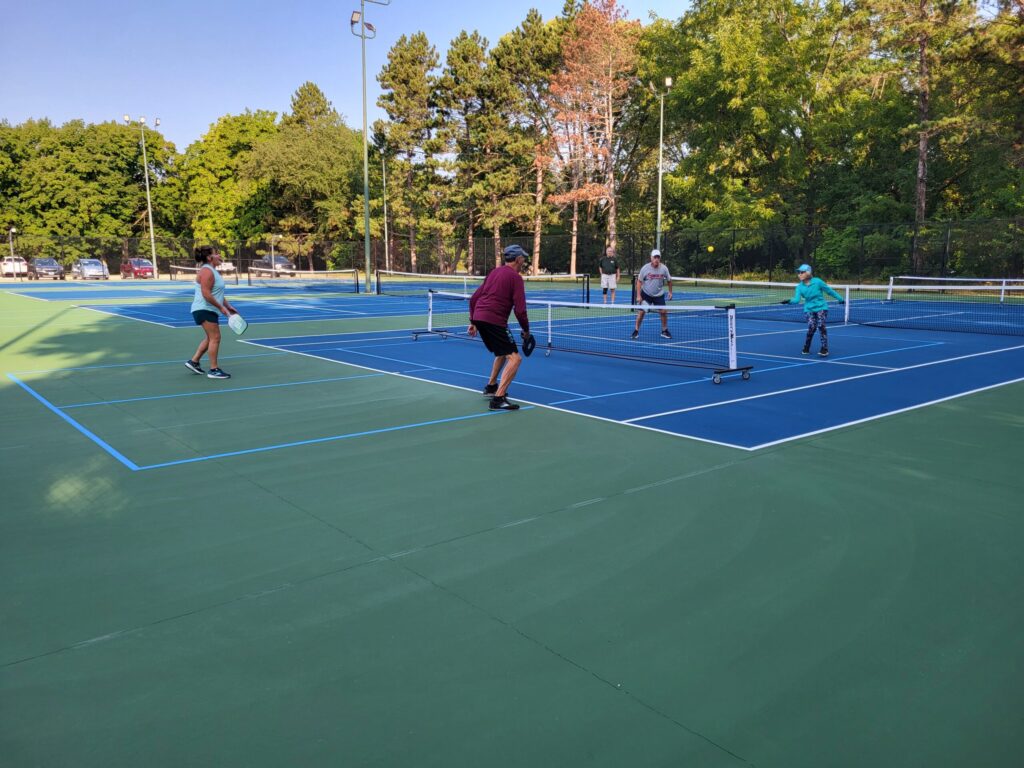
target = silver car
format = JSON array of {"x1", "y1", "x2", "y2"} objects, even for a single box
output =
[{"x1": 71, "y1": 259, "x2": 110, "y2": 280}]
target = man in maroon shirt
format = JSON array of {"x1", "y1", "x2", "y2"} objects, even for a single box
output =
[{"x1": 468, "y1": 244, "x2": 532, "y2": 411}]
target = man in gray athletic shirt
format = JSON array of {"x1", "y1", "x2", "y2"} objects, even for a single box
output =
[{"x1": 631, "y1": 249, "x2": 673, "y2": 339}]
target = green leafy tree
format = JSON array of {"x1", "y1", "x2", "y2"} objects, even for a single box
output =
[
  {"x1": 246, "y1": 85, "x2": 362, "y2": 268},
  {"x1": 377, "y1": 32, "x2": 442, "y2": 272},
  {"x1": 181, "y1": 110, "x2": 278, "y2": 242}
]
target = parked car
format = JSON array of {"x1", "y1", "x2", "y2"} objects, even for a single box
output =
[
  {"x1": 120, "y1": 257, "x2": 155, "y2": 279},
  {"x1": 70, "y1": 259, "x2": 110, "y2": 280},
  {"x1": 218, "y1": 260, "x2": 237, "y2": 274},
  {"x1": 2, "y1": 256, "x2": 29, "y2": 277},
  {"x1": 27, "y1": 257, "x2": 65, "y2": 280},
  {"x1": 250, "y1": 255, "x2": 296, "y2": 275}
]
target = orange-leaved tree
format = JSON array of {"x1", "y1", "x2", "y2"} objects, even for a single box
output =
[{"x1": 546, "y1": 0, "x2": 639, "y2": 273}]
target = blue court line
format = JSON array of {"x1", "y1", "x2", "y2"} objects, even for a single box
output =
[
  {"x1": 136, "y1": 408, "x2": 529, "y2": 470},
  {"x1": 13, "y1": 351, "x2": 287, "y2": 375},
  {"x1": 6, "y1": 373, "x2": 141, "y2": 471},
  {"x1": 59, "y1": 373, "x2": 385, "y2": 409}
]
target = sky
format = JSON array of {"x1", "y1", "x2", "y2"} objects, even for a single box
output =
[{"x1": 1, "y1": 0, "x2": 687, "y2": 151}]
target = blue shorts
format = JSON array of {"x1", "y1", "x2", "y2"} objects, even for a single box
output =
[
  {"x1": 192, "y1": 309, "x2": 219, "y2": 326},
  {"x1": 639, "y1": 291, "x2": 666, "y2": 307}
]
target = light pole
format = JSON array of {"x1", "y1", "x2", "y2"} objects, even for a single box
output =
[
  {"x1": 270, "y1": 234, "x2": 280, "y2": 260},
  {"x1": 350, "y1": 0, "x2": 390, "y2": 291},
  {"x1": 124, "y1": 114, "x2": 160, "y2": 263},
  {"x1": 8, "y1": 227, "x2": 15, "y2": 260},
  {"x1": 382, "y1": 153, "x2": 390, "y2": 272},
  {"x1": 650, "y1": 77, "x2": 673, "y2": 252}
]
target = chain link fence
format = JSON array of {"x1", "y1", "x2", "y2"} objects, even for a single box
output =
[{"x1": 6, "y1": 218, "x2": 1021, "y2": 283}]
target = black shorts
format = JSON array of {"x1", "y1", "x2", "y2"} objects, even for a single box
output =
[
  {"x1": 192, "y1": 309, "x2": 219, "y2": 326},
  {"x1": 474, "y1": 320, "x2": 518, "y2": 357},
  {"x1": 639, "y1": 291, "x2": 666, "y2": 307}
]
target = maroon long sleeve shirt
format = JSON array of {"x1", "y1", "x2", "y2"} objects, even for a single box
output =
[{"x1": 468, "y1": 266, "x2": 530, "y2": 333}]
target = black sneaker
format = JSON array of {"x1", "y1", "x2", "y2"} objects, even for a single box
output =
[
  {"x1": 630, "y1": 330, "x2": 639, "y2": 340},
  {"x1": 818, "y1": 350, "x2": 829, "y2": 358},
  {"x1": 660, "y1": 329, "x2": 672, "y2": 339},
  {"x1": 185, "y1": 359, "x2": 204, "y2": 375},
  {"x1": 489, "y1": 396, "x2": 520, "y2": 411},
  {"x1": 207, "y1": 368, "x2": 231, "y2": 379},
  {"x1": 801, "y1": 347, "x2": 811, "y2": 355},
  {"x1": 482, "y1": 383, "x2": 498, "y2": 397}
]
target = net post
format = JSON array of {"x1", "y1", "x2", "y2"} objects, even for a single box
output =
[
  {"x1": 427, "y1": 290, "x2": 433, "y2": 333},
  {"x1": 727, "y1": 306, "x2": 738, "y2": 371},
  {"x1": 547, "y1": 302, "x2": 553, "y2": 350},
  {"x1": 375, "y1": 269, "x2": 382, "y2": 295},
  {"x1": 844, "y1": 286, "x2": 851, "y2": 324},
  {"x1": 1000, "y1": 279, "x2": 1006, "y2": 304},
  {"x1": 886, "y1": 277, "x2": 894, "y2": 301}
]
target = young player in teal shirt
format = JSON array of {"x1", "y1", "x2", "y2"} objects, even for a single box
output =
[{"x1": 780, "y1": 264, "x2": 844, "y2": 357}]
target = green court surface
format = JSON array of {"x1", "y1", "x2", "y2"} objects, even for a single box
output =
[{"x1": 1, "y1": 289, "x2": 1022, "y2": 767}]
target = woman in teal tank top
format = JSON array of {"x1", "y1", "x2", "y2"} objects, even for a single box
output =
[{"x1": 185, "y1": 246, "x2": 239, "y2": 379}]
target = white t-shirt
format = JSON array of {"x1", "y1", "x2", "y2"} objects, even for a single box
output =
[{"x1": 637, "y1": 263, "x2": 671, "y2": 297}]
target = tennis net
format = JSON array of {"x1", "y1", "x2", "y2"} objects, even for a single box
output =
[
  {"x1": 667, "y1": 277, "x2": 1024, "y2": 336},
  {"x1": 247, "y1": 267, "x2": 359, "y2": 293},
  {"x1": 377, "y1": 270, "x2": 589, "y2": 302},
  {"x1": 890, "y1": 275, "x2": 1024, "y2": 289},
  {"x1": 424, "y1": 291, "x2": 749, "y2": 380},
  {"x1": 169, "y1": 263, "x2": 239, "y2": 284}
]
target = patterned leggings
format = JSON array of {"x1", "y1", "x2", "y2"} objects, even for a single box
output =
[{"x1": 805, "y1": 310, "x2": 828, "y2": 352}]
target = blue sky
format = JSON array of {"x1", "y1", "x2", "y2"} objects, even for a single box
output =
[{"x1": 1, "y1": 0, "x2": 686, "y2": 151}]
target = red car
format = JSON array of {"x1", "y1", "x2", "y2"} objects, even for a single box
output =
[{"x1": 120, "y1": 257, "x2": 155, "y2": 279}]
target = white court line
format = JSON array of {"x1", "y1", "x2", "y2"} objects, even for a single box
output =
[
  {"x1": 7, "y1": 291, "x2": 48, "y2": 302},
  {"x1": 339, "y1": 346, "x2": 588, "y2": 397},
  {"x1": 256, "y1": 299, "x2": 367, "y2": 316},
  {"x1": 237, "y1": 337, "x2": 750, "y2": 451},
  {"x1": 626, "y1": 342, "x2": 1024, "y2": 423},
  {"x1": 76, "y1": 305, "x2": 175, "y2": 328},
  {"x1": 747, "y1": 376, "x2": 1024, "y2": 450},
  {"x1": 248, "y1": 326, "x2": 423, "y2": 343},
  {"x1": 740, "y1": 340, "x2": 945, "y2": 371}
]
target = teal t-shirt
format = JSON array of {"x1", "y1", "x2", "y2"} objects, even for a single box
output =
[{"x1": 785, "y1": 277, "x2": 843, "y2": 313}]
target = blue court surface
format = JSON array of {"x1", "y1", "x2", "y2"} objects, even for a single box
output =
[{"x1": 238, "y1": 320, "x2": 1024, "y2": 450}]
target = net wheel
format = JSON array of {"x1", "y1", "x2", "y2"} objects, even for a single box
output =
[
  {"x1": 741, "y1": 370, "x2": 750, "y2": 381},
  {"x1": 712, "y1": 373, "x2": 722, "y2": 385}
]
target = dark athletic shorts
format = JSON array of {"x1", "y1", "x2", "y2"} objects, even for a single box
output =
[
  {"x1": 192, "y1": 309, "x2": 219, "y2": 326},
  {"x1": 639, "y1": 290, "x2": 666, "y2": 307},
  {"x1": 474, "y1": 320, "x2": 518, "y2": 357}
]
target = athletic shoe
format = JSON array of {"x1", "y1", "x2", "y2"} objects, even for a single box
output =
[
  {"x1": 207, "y1": 368, "x2": 231, "y2": 379},
  {"x1": 801, "y1": 347, "x2": 811, "y2": 355},
  {"x1": 660, "y1": 329, "x2": 672, "y2": 339},
  {"x1": 630, "y1": 330, "x2": 639, "y2": 340},
  {"x1": 482, "y1": 383, "x2": 499, "y2": 397},
  {"x1": 818, "y1": 350, "x2": 829, "y2": 357},
  {"x1": 185, "y1": 359, "x2": 204, "y2": 375},
  {"x1": 489, "y1": 396, "x2": 520, "y2": 411}
]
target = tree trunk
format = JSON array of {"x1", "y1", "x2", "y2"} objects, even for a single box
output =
[
  {"x1": 533, "y1": 148, "x2": 544, "y2": 276},
  {"x1": 605, "y1": 95, "x2": 617, "y2": 251},
  {"x1": 914, "y1": 12, "x2": 930, "y2": 272},
  {"x1": 409, "y1": 224, "x2": 417, "y2": 273},
  {"x1": 570, "y1": 200, "x2": 579, "y2": 275},
  {"x1": 492, "y1": 194, "x2": 502, "y2": 269},
  {"x1": 466, "y1": 206, "x2": 474, "y2": 274}
]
